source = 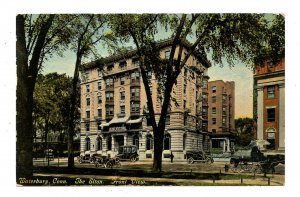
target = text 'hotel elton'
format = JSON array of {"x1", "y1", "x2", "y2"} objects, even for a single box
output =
[{"x1": 79, "y1": 39, "x2": 212, "y2": 161}]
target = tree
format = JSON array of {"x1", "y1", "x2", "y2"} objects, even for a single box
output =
[
  {"x1": 16, "y1": 14, "x2": 55, "y2": 179},
  {"x1": 16, "y1": 14, "x2": 76, "y2": 179},
  {"x1": 110, "y1": 14, "x2": 284, "y2": 172},
  {"x1": 235, "y1": 118, "x2": 254, "y2": 147},
  {"x1": 33, "y1": 73, "x2": 75, "y2": 145},
  {"x1": 65, "y1": 14, "x2": 116, "y2": 170}
]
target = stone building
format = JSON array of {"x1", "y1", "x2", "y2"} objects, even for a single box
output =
[
  {"x1": 254, "y1": 59, "x2": 285, "y2": 151},
  {"x1": 79, "y1": 39, "x2": 211, "y2": 161},
  {"x1": 207, "y1": 80, "x2": 235, "y2": 153}
]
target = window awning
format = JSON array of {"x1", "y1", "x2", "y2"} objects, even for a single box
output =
[
  {"x1": 100, "y1": 122, "x2": 110, "y2": 128},
  {"x1": 109, "y1": 116, "x2": 130, "y2": 124},
  {"x1": 127, "y1": 117, "x2": 143, "y2": 124}
]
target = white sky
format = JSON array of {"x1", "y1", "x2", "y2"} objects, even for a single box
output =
[{"x1": 1, "y1": 0, "x2": 300, "y2": 196}]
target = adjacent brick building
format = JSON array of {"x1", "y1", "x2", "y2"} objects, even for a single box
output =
[
  {"x1": 254, "y1": 59, "x2": 285, "y2": 151},
  {"x1": 208, "y1": 80, "x2": 235, "y2": 153},
  {"x1": 79, "y1": 39, "x2": 211, "y2": 161}
]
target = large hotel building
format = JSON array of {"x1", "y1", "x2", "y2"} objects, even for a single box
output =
[
  {"x1": 254, "y1": 59, "x2": 285, "y2": 152},
  {"x1": 80, "y1": 39, "x2": 211, "y2": 161}
]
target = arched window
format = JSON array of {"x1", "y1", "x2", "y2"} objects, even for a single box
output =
[
  {"x1": 96, "y1": 137, "x2": 102, "y2": 151},
  {"x1": 266, "y1": 128, "x2": 276, "y2": 150},
  {"x1": 85, "y1": 137, "x2": 90, "y2": 151},
  {"x1": 164, "y1": 134, "x2": 171, "y2": 150},
  {"x1": 146, "y1": 134, "x2": 153, "y2": 150},
  {"x1": 183, "y1": 133, "x2": 187, "y2": 150},
  {"x1": 133, "y1": 135, "x2": 139, "y2": 149},
  {"x1": 107, "y1": 136, "x2": 112, "y2": 151}
]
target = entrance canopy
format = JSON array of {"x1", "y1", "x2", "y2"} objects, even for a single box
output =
[
  {"x1": 127, "y1": 117, "x2": 143, "y2": 124},
  {"x1": 109, "y1": 116, "x2": 130, "y2": 125}
]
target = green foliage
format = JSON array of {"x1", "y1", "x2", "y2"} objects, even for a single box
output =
[
  {"x1": 235, "y1": 118, "x2": 254, "y2": 147},
  {"x1": 33, "y1": 73, "x2": 79, "y2": 142}
]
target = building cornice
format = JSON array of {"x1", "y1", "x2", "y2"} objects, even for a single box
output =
[{"x1": 82, "y1": 38, "x2": 211, "y2": 70}]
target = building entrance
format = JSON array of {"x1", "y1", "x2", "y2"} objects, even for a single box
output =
[{"x1": 114, "y1": 135, "x2": 124, "y2": 152}]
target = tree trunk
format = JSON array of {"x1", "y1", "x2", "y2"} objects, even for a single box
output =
[
  {"x1": 152, "y1": 81, "x2": 174, "y2": 172},
  {"x1": 16, "y1": 15, "x2": 33, "y2": 179},
  {"x1": 67, "y1": 54, "x2": 81, "y2": 170},
  {"x1": 16, "y1": 14, "x2": 54, "y2": 180},
  {"x1": 152, "y1": 127, "x2": 164, "y2": 172}
]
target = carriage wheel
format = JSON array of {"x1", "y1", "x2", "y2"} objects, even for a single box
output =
[
  {"x1": 188, "y1": 157, "x2": 194, "y2": 164},
  {"x1": 105, "y1": 161, "x2": 113, "y2": 169},
  {"x1": 115, "y1": 161, "x2": 121, "y2": 168}
]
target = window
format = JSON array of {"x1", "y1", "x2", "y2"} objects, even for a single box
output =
[
  {"x1": 97, "y1": 122, "x2": 101, "y2": 130},
  {"x1": 85, "y1": 137, "x2": 90, "y2": 151},
  {"x1": 97, "y1": 109, "x2": 102, "y2": 117},
  {"x1": 107, "y1": 137, "x2": 112, "y2": 151},
  {"x1": 202, "y1": 108, "x2": 207, "y2": 116},
  {"x1": 212, "y1": 107, "x2": 216, "y2": 114},
  {"x1": 212, "y1": 118, "x2": 216, "y2": 125},
  {"x1": 86, "y1": 84, "x2": 90, "y2": 92},
  {"x1": 97, "y1": 96, "x2": 102, "y2": 104},
  {"x1": 107, "y1": 64, "x2": 114, "y2": 72},
  {"x1": 202, "y1": 80, "x2": 207, "y2": 88},
  {"x1": 183, "y1": 134, "x2": 186, "y2": 150},
  {"x1": 267, "y1": 86, "x2": 275, "y2": 99},
  {"x1": 212, "y1": 96, "x2": 216, "y2": 103},
  {"x1": 133, "y1": 59, "x2": 140, "y2": 67},
  {"x1": 222, "y1": 107, "x2": 226, "y2": 115},
  {"x1": 184, "y1": 114, "x2": 187, "y2": 126},
  {"x1": 212, "y1": 86, "x2": 216, "y2": 93},
  {"x1": 131, "y1": 88, "x2": 140, "y2": 97},
  {"x1": 164, "y1": 134, "x2": 171, "y2": 150},
  {"x1": 267, "y1": 108, "x2": 275, "y2": 122},
  {"x1": 105, "y1": 78, "x2": 113, "y2": 87},
  {"x1": 131, "y1": 71, "x2": 140, "y2": 82},
  {"x1": 82, "y1": 71, "x2": 89, "y2": 81},
  {"x1": 184, "y1": 68, "x2": 188, "y2": 78},
  {"x1": 120, "y1": 76, "x2": 125, "y2": 85},
  {"x1": 146, "y1": 134, "x2": 153, "y2": 150},
  {"x1": 85, "y1": 123, "x2": 90, "y2": 132},
  {"x1": 98, "y1": 81, "x2": 101, "y2": 91},
  {"x1": 119, "y1": 61, "x2": 127, "y2": 70},
  {"x1": 96, "y1": 137, "x2": 102, "y2": 151},
  {"x1": 131, "y1": 103, "x2": 140, "y2": 112},
  {"x1": 86, "y1": 111, "x2": 90, "y2": 119},
  {"x1": 106, "y1": 106, "x2": 114, "y2": 116},
  {"x1": 120, "y1": 91, "x2": 125, "y2": 100},
  {"x1": 184, "y1": 83, "x2": 187, "y2": 94},
  {"x1": 165, "y1": 50, "x2": 170, "y2": 59},
  {"x1": 212, "y1": 129, "x2": 216, "y2": 133},
  {"x1": 222, "y1": 117, "x2": 226, "y2": 124},
  {"x1": 266, "y1": 128, "x2": 276, "y2": 150},
  {"x1": 105, "y1": 92, "x2": 114, "y2": 101},
  {"x1": 86, "y1": 98, "x2": 90, "y2": 106},
  {"x1": 133, "y1": 135, "x2": 139, "y2": 149},
  {"x1": 120, "y1": 106, "x2": 125, "y2": 114},
  {"x1": 183, "y1": 100, "x2": 186, "y2": 109}
]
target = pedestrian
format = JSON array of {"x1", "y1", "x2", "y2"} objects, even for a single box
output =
[{"x1": 170, "y1": 152, "x2": 174, "y2": 163}]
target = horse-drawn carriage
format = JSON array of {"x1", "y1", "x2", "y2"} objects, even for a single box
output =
[{"x1": 229, "y1": 142, "x2": 284, "y2": 174}]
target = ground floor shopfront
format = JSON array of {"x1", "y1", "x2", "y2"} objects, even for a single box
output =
[{"x1": 80, "y1": 128, "x2": 211, "y2": 162}]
